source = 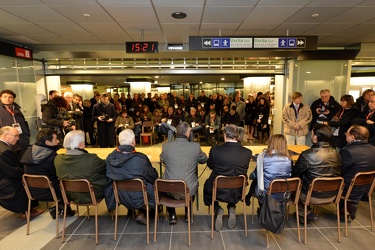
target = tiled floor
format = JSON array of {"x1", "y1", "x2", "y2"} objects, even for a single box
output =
[{"x1": 1, "y1": 139, "x2": 375, "y2": 249}]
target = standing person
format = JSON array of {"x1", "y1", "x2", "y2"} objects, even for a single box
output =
[
  {"x1": 0, "y1": 126, "x2": 44, "y2": 217},
  {"x1": 292, "y1": 124, "x2": 342, "y2": 223},
  {"x1": 112, "y1": 93, "x2": 123, "y2": 114},
  {"x1": 197, "y1": 90, "x2": 210, "y2": 113},
  {"x1": 54, "y1": 130, "x2": 106, "y2": 204},
  {"x1": 90, "y1": 91, "x2": 100, "y2": 107},
  {"x1": 169, "y1": 92, "x2": 182, "y2": 110},
  {"x1": 245, "y1": 94, "x2": 257, "y2": 141},
  {"x1": 282, "y1": 92, "x2": 312, "y2": 145},
  {"x1": 214, "y1": 94, "x2": 223, "y2": 116},
  {"x1": 64, "y1": 92, "x2": 83, "y2": 131},
  {"x1": 352, "y1": 94, "x2": 375, "y2": 146},
  {"x1": 325, "y1": 95, "x2": 359, "y2": 150},
  {"x1": 105, "y1": 129, "x2": 158, "y2": 224},
  {"x1": 249, "y1": 134, "x2": 292, "y2": 205},
  {"x1": 92, "y1": 93, "x2": 117, "y2": 148},
  {"x1": 310, "y1": 89, "x2": 340, "y2": 129},
  {"x1": 339, "y1": 125, "x2": 375, "y2": 219},
  {"x1": 21, "y1": 128, "x2": 76, "y2": 218},
  {"x1": 203, "y1": 125, "x2": 252, "y2": 231},
  {"x1": 231, "y1": 95, "x2": 246, "y2": 127},
  {"x1": 82, "y1": 99, "x2": 95, "y2": 145},
  {"x1": 0, "y1": 89, "x2": 31, "y2": 159},
  {"x1": 42, "y1": 96, "x2": 73, "y2": 144},
  {"x1": 160, "y1": 122, "x2": 208, "y2": 224},
  {"x1": 255, "y1": 97, "x2": 270, "y2": 144}
]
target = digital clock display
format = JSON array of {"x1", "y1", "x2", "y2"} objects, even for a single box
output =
[{"x1": 126, "y1": 42, "x2": 158, "y2": 53}]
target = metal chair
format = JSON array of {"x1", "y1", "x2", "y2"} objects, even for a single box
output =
[
  {"x1": 22, "y1": 174, "x2": 60, "y2": 238},
  {"x1": 140, "y1": 121, "x2": 154, "y2": 146},
  {"x1": 341, "y1": 170, "x2": 375, "y2": 237},
  {"x1": 113, "y1": 179, "x2": 150, "y2": 244},
  {"x1": 263, "y1": 177, "x2": 302, "y2": 247},
  {"x1": 59, "y1": 179, "x2": 103, "y2": 245},
  {"x1": 211, "y1": 175, "x2": 247, "y2": 239},
  {"x1": 154, "y1": 179, "x2": 192, "y2": 246},
  {"x1": 301, "y1": 177, "x2": 344, "y2": 244}
]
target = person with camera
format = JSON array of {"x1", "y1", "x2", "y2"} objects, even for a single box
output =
[
  {"x1": 310, "y1": 89, "x2": 340, "y2": 130},
  {"x1": 115, "y1": 109, "x2": 135, "y2": 135},
  {"x1": 92, "y1": 92, "x2": 117, "y2": 148}
]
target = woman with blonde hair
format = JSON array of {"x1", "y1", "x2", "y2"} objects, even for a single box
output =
[{"x1": 248, "y1": 134, "x2": 292, "y2": 204}]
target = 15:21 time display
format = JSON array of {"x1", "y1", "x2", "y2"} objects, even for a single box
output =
[{"x1": 126, "y1": 42, "x2": 158, "y2": 53}]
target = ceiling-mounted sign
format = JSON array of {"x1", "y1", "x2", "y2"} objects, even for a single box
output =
[
  {"x1": 0, "y1": 40, "x2": 33, "y2": 59},
  {"x1": 189, "y1": 36, "x2": 317, "y2": 50},
  {"x1": 15, "y1": 47, "x2": 32, "y2": 59}
]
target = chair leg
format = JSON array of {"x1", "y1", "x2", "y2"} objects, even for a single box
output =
[
  {"x1": 211, "y1": 202, "x2": 214, "y2": 239},
  {"x1": 344, "y1": 199, "x2": 348, "y2": 237},
  {"x1": 304, "y1": 204, "x2": 308, "y2": 244},
  {"x1": 55, "y1": 201, "x2": 59, "y2": 239},
  {"x1": 95, "y1": 206, "x2": 99, "y2": 245},
  {"x1": 114, "y1": 204, "x2": 118, "y2": 240},
  {"x1": 336, "y1": 203, "x2": 341, "y2": 243},
  {"x1": 62, "y1": 203, "x2": 68, "y2": 243},
  {"x1": 295, "y1": 204, "x2": 301, "y2": 243},
  {"x1": 26, "y1": 199, "x2": 31, "y2": 236},
  {"x1": 188, "y1": 201, "x2": 191, "y2": 247},
  {"x1": 146, "y1": 205, "x2": 150, "y2": 245},
  {"x1": 251, "y1": 195, "x2": 255, "y2": 224},
  {"x1": 369, "y1": 196, "x2": 374, "y2": 232},
  {"x1": 266, "y1": 231, "x2": 269, "y2": 248},
  {"x1": 154, "y1": 204, "x2": 158, "y2": 243},
  {"x1": 86, "y1": 206, "x2": 90, "y2": 218},
  {"x1": 243, "y1": 201, "x2": 247, "y2": 238}
]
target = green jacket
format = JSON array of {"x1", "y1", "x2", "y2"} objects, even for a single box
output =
[{"x1": 55, "y1": 149, "x2": 107, "y2": 204}]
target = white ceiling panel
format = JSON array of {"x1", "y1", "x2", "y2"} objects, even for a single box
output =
[
  {"x1": 105, "y1": 7, "x2": 157, "y2": 23},
  {"x1": 268, "y1": 23, "x2": 319, "y2": 36},
  {"x1": 0, "y1": 27, "x2": 17, "y2": 36},
  {"x1": 119, "y1": 22, "x2": 161, "y2": 35},
  {"x1": 244, "y1": 7, "x2": 302, "y2": 23},
  {"x1": 1, "y1": 23, "x2": 55, "y2": 36},
  {"x1": 162, "y1": 23, "x2": 200, "y2": 34},
  {"x1": 156, "y1": 7, "x2": 203, "y2": 23},
  {"x1": 42, "y1": 0, "x2": 98, "y2": 5},
  {"x1": 203, "y1": 6, "x2": 253, "y2": 23},
  {"x1": 97, "y1": 0, "x2": 151, "y2": 7},
  {"x1": 307, "y1": 0, "x2": 364, "y2": 7},
  {"x1": 51, "y1": 5, "x2": 114, "y2": 22},
  {"x1": 338, "y1": 24, "x2": 375, "y2": 36},
  {"x1": 36, "y1": 23, "x2": 91, "y2": 36},
  {"x1": 0, "y1": 0, "x2": 43, "y2": 7},
  {"x1": 1, "y1": 6, "x2": 69, "y2": 23},
  {"x1": 152, "y1": 0, "x2": 203, "y2": 7},
  {"x1": 257, "y1": 0, "x2": 311, "y2": 7},
  {"x1": 318, "y1": 34, "x2": 360, "y2": 44},
  {"x1": 359, "y1": 0, "x2": 375, "y2": 6},
  {"x1": 27, "y1": 35, "x2": 74, "y2": 44},
  {"x1": 303, "y1": 24, "x2": 356, "y2": 35},
  {"x1": 0, "y1": 9, "x2": 31, "y2": 24},
  {"x1": 1, "y1": 35, "x2": 42, "y2": 44},
  {"x1": 326, "y1": 7, "x2": 375, "y2": 24},
  {"x1": 62, "y1": 35, "x2": 104, "y2": 44},
  {"x1": 200, "y1": 23, "x2": 240, "y2": 35},
  {"x1": 206, "y1": 0, "x2": 257, "y2": 7},
  {"x1": 285, "y1": 7, "x2": 351, "y2": 23},
  {"x1": 237, "y1": 23, "x2": 280, "y2": 33}
]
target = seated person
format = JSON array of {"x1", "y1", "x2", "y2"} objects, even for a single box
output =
[
  {"x1": 160, "y1": 122, "x2": 208, "y2": 224},
  {"x1": 21, "y1": 128, "x2": 75, "y2": 218},
  {"x1": 249, "y1": 134, "x2": 292, "y2": 205},
  {"x1": 0, "y1": 126, "x2": 44, "y2": 218},
  {"x1": 115, "y1": 110, "x2": 135, "y2": 135},
  {"x1": 159, "y1": 106, "x2": 180, "y2": 142},
  {"x1": 292, "y1": 124, "x2": 342, "y2": 223},
  {"x1": 54, "y1": 130, "x2": 106, "y2": 204},
  {"x1": 222, "y1": 106, "x2": 245, "y2": 142},
  {"x1": 105, "y1": 129, "x2": 158, "y2": 224},
  {"x1": 203, "y1": 125, "x2": 252, "y2": 231},
  {"x1": 132, "y1": 108, "x2": 142, "y2": 143},
  {"x1": 185, "y1": 107, "x2": 203, "y2": 142},
  {"x1": 204, "y1": 110, "x2": 221, "y2": 145},
  {"x1": 339, "y1": 125, "x2": 375, "y2": 219}
]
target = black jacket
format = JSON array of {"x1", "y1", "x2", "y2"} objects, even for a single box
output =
[
  {"x1": 292, "y1": 142, "x2": 342, "y2": 197},
  {"x1": 340, "y1": 140, "x2": 375, "y2": 203},
  {"x1": 328, "y1": 107, "x2": 359, "y2": 148},
  {"x1": 352, "y1": 110, "x2": 375, "y2": 146},
  {"x1": 105, "y1": 145, "x2": 158, "y2": 211},
  {"x1": 310, "y1": 96, "x2": 340, "y2": 129}
]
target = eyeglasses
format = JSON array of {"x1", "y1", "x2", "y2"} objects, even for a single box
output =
[{"x1": 7, "y1": 133, "x2": 19, "y2": 138}]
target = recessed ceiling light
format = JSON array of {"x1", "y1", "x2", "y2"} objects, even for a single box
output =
[
  {"x1": 306, "y1": 71, "x2": 311, "y2": 74},
  {"x1": 83, "y1": 13, "x2": 90, "y2": 18},
  {"x1": 221, "y1": 78, "x2": 225, "y2": 81},
  {"x1": 312, "y1": 13, "x2": 319, "y2": 18},
  {"x1": 172, "y1": 12, "x2": 187, "y2": 19}
]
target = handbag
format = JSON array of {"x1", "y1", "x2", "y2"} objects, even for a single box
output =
[{"x1": 258, "y1": 179, "x2": 290, "y2": 234}]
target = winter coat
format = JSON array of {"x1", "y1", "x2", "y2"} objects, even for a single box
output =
[
  {"x1": 105, "y1": 145, "x2": 158, "y2": 211},
  {"x1": 282, "y1": 102, "x2": 312, "y2": 136}
]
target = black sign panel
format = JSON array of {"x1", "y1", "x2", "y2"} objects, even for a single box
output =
[{"x1": 189, "y1": 36, "x2": 318, "y2": 51}]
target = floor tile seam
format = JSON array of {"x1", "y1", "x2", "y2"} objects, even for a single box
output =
[
  {"x1": 113, "y1": 216, "x2": 131, "y2": 249},
  {"x1": 352, "y1": 220, "x2": 375, "y2": 236},
  {"x1": 60, "y1": 216, "x2": 88, "y2": 248},
  {"x1": 269, "y1": 231, "x2": 282, "y2": 250},
  {"x1": 219, "y1": 230, "x2": 226, "y2": 250},
  {"x1": 311, "y1": 222, "x2": 339, "y2": 250}
]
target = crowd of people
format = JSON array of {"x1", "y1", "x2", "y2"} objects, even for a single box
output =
[{"x1": 0, "y1": 87, "x2": 375, "y2": 237}]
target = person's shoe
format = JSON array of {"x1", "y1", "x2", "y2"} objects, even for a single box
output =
[
  {"x1": 135, "y1": 212, "x2": 147, "y2": 225},
  {"x1": 347, "y1": 202, "x2": 358, "y2": 220},
  {"x1": 296, "y1": 212, "x2": 318, "y2": 224},
  {"x1": 184, "y1": 213, "x2": 193, "y2": 223},
  {"x1": 227, "y1": 206, "x2": 236, "y2": 229},
  {"x1": 214, "y1": 206, "x2": 224, "y2": 231},
  {"x1": 21, "y1": 209, "x2": 45, "y2": 220},
  {"x1": 169, "y1": 213, "x2": 177, "y2": 225}
]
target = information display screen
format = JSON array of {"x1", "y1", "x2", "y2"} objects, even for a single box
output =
[{"x1": 126, "y1": 42, "x2": 158, "y2": 53}]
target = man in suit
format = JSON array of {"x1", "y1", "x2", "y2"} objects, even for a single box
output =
[
  {"x1": 203, "y1": 125, "x2": 252, "y2": 231},
  {"x1": 160, "y1": 122, "x2": 208, "y2": 224},
  {"x1": 0, "y1": 126, "x2": 44, "y2": 218},
  {"x1": 339, "y1": 125, "x2": 375, "y2": 220}
]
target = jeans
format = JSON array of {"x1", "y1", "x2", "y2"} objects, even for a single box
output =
[{"x1": 159, "y1": 122, "x2": 176, "y2": 142}]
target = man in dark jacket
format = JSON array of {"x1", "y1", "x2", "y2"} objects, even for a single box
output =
[
  {"x1": 352, "y1": 95, "x2": 375, "y2": 146},
  {"x1": 292, "y1": 124, "x2": 342, "y2": 223},
  {"x1": 105, "y1": 129, "x2": 158, "y2": 224},
  {"x1": 203, "y1": 125, "x2": 252, "y2": 231},
  {"x1": 339, "y1": 125, "x2": 375, "y2": 220},
  {"x1": 159, "y1": 106, "x2": 180, "y2": 142},
  {"x1": 21, "y1": 128, "x2": 75, "y2": 218},
  {"x1": 0, "y1": 89, "x2": 31, "y2": 159},
  {"x1": 310, "y1": 89, "x2": 340, "y2": 130},
  {"x1": 0, "y1": 126, "x2": 44, "y2": 218}
]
